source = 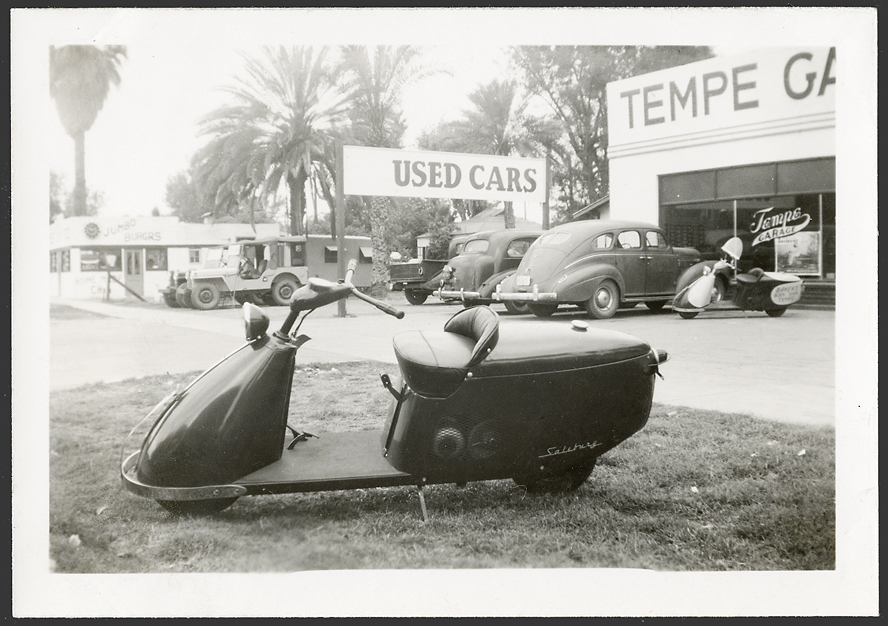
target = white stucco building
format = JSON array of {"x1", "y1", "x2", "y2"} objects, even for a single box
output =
[
  {"x1": 606, "y1": 47, "x2": 835, "y2": 280},
  {"x1": 49, "y1": 215, "x2": 281, "y2": 302}
]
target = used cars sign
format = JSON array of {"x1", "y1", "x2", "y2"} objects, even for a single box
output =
[{"x1": 343, "y1": 145, "x2": 547, "y2": 203}]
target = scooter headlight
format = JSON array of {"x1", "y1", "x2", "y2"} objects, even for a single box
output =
[{"x1": 243, "y1": 302, "x2": 269, "y2": 341}]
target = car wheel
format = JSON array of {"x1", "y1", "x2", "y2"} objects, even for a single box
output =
[
  {"x1": 162, "y1": 292, "x2": 180, "y2": 308},
  {"x1": 585, "y1": 280, "x2": 619, "y2": 319},
  {"x1": 157, "y1": 497, "x2": 238, "y2": 516},
  {"x1": 766, "y1": 307, "x2": 787, "y2": 317},
  {"x1": 271, "y1": 277, "x2": 299, "y2": 306},
  {"x1": 191, "y1": 284, "x2": 221, "y2": 310},
  {"x1": 234, "y1": 293, "x2": 250, "y2": 305},
  {"x1": 679, "y1": 311, "x2": 699, "y2": 320},
  {"x1": 175, "y1": 283, "x2": 192, "y2": 308},
  {"x1": 528, "y1": 303, "x2": 557, "y2": 318},
  {"x1": 404, "y1": 290, "x2": 428, "y2": 305},
  {"x1": 502, "y1": 300, "x2": 529, "y2": 315},
  {"x1": 645, "y1": 300, "x2": 667, "y2": 312}
]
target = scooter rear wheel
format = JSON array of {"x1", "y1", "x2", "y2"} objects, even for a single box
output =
[
  {"x1": 678, "y1": 311, "x2": 699, "y2": 319},
  {"x1": 514, "y1": 458, "x2": 597, "y2": 494},
  {"x1": 157, "y1": 497, "x2": 238, "y2": 516},
  {"x1": 766, "y1": 307, "x2": 787, "y2": 317}
]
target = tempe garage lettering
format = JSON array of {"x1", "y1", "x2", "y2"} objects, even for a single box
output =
[
  {"x1": 606, "y1": 47, "x2": 836, "y2": 150},
  {"x1": 343, "y1": 146, "x2": 547, "y2": 204}
]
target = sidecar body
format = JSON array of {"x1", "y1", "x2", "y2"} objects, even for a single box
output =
[{"x1": 384, "y1": 306, "x2": 666, "y2": 486}]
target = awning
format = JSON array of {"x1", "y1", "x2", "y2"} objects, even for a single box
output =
[{"x1": 360, "y1": 246, "x2": 373, "y2": 259}]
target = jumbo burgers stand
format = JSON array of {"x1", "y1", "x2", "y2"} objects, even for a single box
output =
[{"x1": 334, "y1": 143, "x2": 550, "y2": 316}]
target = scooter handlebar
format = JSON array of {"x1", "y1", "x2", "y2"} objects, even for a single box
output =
[{"x1": 349, "y1": 287, "x2": 405, "y2": 319}]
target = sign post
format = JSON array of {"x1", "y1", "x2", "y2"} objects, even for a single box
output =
[{"x1": 335, "y1": 141, "x2": 347, "y2": 317}]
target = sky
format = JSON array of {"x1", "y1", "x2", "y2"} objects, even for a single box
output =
[
  {"x1": 25, "y1": 8, "x2": 792, "y2": 223},
  {"x1": 18, "y1": 8, "x2": 872, "y2": 226}
]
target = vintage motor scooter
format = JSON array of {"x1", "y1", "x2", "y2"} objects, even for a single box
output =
[
  {"x1": 121, "y1": 260, "x2": 669, "y2": 518},
  {"x1": 672, "y1": 236, "x2": 804, "y2": 319}
]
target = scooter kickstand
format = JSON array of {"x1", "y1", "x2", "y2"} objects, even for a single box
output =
[{"x1": 416, "y1": 485, "x2": 429, "y2": 523}]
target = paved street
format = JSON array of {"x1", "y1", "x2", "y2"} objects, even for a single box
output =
[{"x1": 49, "y1": 294, "x2": 836, "y2": 427}]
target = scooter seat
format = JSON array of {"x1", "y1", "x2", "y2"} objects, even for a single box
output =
[
  {"x1": 393, "y1": 306, "x2": 499, "y2": 398},
  {"x1": 736, "y1": 268, "x2": 764, "y2": 284}
]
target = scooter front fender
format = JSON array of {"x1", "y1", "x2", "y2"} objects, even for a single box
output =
[
  {"x1": 673, "y1": 261, "x2": 718, "y2": 310},
  {"x1": 134, "y1": 332, "x2": 298, "y2": 488}
]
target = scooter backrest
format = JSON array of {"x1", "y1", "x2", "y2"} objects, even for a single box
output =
[{"x1": 443, "y1": 306, "x2": 500, "y2": 367}]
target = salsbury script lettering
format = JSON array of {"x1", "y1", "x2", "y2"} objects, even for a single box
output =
[{"x1": 538, "y1": 441, "x2": 603, "y2": 459}]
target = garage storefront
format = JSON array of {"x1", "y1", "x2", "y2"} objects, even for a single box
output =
[{"x1": 606, "y1": 47, "x2": 836, "y2": 290}]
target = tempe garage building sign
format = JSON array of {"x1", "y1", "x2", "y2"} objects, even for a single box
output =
[{"x1": 342, "y1": 145, "x2": 547, "y2": 203}]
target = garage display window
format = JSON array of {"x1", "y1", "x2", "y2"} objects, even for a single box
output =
[
  {"x1": 324, "y1": 246, "x2": 338, "y2": 263},
  {"x1": 660, "y1": 158, "x2": 835, "y2": 277},
  {"x1": 80, "y1": 248, "x2": 122, "y2": 272},
  {"x1": 359, "y1": 247, "x2": 373, "y2": 263},
  {"x1": 145, "y1": 248, "x2": 168, "y2": 271}
]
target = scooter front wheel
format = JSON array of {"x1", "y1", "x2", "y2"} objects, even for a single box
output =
[
  {"x1": 157, "y1": 497, "x2": 238, "y2": 516},
  {"x1": 678, "y1": 311, "x2": 699, "y2": 320},
  {"x1": 766, "y1": 307, "x2": 787, "y2": 317}
]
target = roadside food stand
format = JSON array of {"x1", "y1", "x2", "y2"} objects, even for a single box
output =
[{"x1": 49, "y1": 215, "x2": 280, "y2": 302}]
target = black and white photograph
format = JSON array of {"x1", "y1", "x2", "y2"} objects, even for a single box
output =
[{"x1": 11, "y1": 7, "x2": 878, "y2": 618}]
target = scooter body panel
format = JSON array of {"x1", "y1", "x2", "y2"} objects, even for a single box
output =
[
  {"x1": 383, "y1": 321, "x2": 657, "y2": 484},
  {"x1": 134, "y1": 333, "x2": 297, "y2": 488},
  {"x1": 734, "y1": 272, "x2": 803, "y2": 311}
]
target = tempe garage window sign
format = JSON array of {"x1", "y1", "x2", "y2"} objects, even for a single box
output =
[{"x1": 343, "y1": 146, "x2": 547, "y2": 204}]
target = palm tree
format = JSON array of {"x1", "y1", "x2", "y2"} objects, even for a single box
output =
[
  {"x1": 49, "y1": 45, "x2": 127, "y2": 216},
  {"x1": 338, "y1": 45, "x2": 443, "y2": 295},
  {"x1": 197, "y1": 46, "x2": 348, "y2": 236},
  {"x1": 446, "y1": 79, "x2": 562, "y2": 228}
]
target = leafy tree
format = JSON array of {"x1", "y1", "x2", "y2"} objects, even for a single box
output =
[
  {"x1": 338, "y1": 45, "x2": 443, "y2": 295},
  {"x1": 167, "y1": 164, "x2": 280, "y2": 226},
  {"x1": 50, "y1": 170, "x2": 103, "y2": 220},
  {"x1": 165, "y1": 169, "x2": 212, "y2": 223},
  {"x1": 511, "y1": 46, "x2": 713, "y2": 211},
  {"x1": 196, "y1": 46, "x2": 348, "y2": 236},
  {"x1": 49, "y1": 45, "x2": 127, "y2": 216},
  {"x1": 50, "y1": 171, "x2": 65, "y2": 223}
]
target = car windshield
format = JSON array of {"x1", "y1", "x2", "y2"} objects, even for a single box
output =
[{"x1": 463, "y1": 240, "x2": 490, "y2": 254}]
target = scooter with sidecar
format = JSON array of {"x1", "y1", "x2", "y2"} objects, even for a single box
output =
[
  {"x1": 121, "y1": 260, "x2": 669, "y2": 518},
  {"x1": 672, "y1": 236, "x2": 804, "y2": 319}
]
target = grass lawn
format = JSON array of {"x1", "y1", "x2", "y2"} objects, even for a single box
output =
[{"x1": 49, "y1": 361, "x2": 835, "y2": 573}]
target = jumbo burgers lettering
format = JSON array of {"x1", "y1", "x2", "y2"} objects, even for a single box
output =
[{"x1": 392, "y1": 160, "x2": 538, "y2": 194}]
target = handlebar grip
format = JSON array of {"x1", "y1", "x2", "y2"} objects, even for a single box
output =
[{"x1": 350, "y1": 288, "x2": 405, "y2": 319}]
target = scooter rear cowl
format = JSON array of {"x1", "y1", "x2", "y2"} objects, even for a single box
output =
[{"x1": 384, "y1": 313, "x2": 662, "y2": 485}]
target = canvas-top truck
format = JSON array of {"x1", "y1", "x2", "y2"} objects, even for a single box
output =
[{"x1": 186, "y1": 235, "x2": 373, "y2": 310}]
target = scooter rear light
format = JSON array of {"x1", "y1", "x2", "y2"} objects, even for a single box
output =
[{"x1": 243, "y1": 302, "x2": 270, "y2": 341}]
